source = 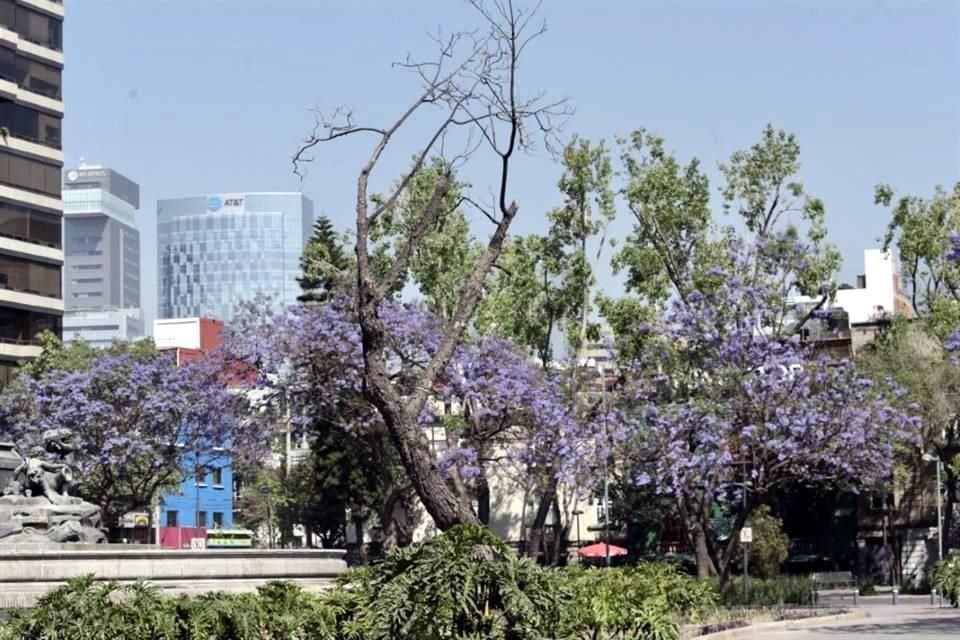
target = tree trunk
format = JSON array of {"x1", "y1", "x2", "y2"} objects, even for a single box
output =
[
  {"x1": 549, "y1": 499, "x2": 568, "y2": 566},
  {"x1": 692, "y1": 525, "x2": 717, "y2": 579},
  {"x1": 679, "y1": 496, "x2": 718, "y2": 579},
  {"x1": 527, "y1": 476, "x2": 559, "y2": 562},
  {"x1": 477, "y1": 473, "x2": 491, "y2": 526},
  {"x1": 944, "y1": 468, "x2": 957, "y2": 554},
  {"x1": 356, "y1": 287, "x2": 477, "y2": 530},
  {"x1": 380, "y1": 486, "x2": 405, "y2": 552}
]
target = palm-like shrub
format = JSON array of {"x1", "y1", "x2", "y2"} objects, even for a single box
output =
[
  {"x1": 1, "y1": 575, "x2": 181, "y2": 640},
  {"x1": 931, "y1": 550, "x2": 960, "y2": 606},
  {"x1": 326, "y1": 523, "x2": 568, "y2": 640}
]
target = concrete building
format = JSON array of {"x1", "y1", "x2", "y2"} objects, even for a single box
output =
[
  {"x1": 152, "y1": 316, "x2": 235, "y2": 534},
  {"x1": 792, "y1": 249, "x2": 913, "y2": 326},
  {"x1": 0, "y1": 0, "x2": 64, "y2": 385},
  {"x1": 61, "y1": 164, "x2": 143, "y2": 346},
  {"x1": 157, "y1": 192, "x2": 314, "y2": 322}
]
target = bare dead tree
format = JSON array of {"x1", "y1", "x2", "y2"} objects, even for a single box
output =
[{"x1": 293, "y1": 0, "x2": 570, "y2": 530}]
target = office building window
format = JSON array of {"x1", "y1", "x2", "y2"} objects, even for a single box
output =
[
  {"x1": 0, "y1": 2, "x2": 63, "y2": 51},
  {"x1": 165, "y1": 510, "x2": 178, "y2": 528},
  {"x1": 212, "y1": 467, "x2": 223, "y2": 487},
  {"x1": 196, "y1": 511, "x2": 207, "y2": 528},
  {"x1": 0, "y1": 308, "x2": 60, "y2": 345},
  {"x1": 0, "y1": 201, "x2": 60, "y2": 247},
  {"x1": 0, "y1": 253, "x2": 60, "y2": 297},
  {"x1": 212, "y1": 512, "x2": 223, "y2": 528},
  {"x1": 0, "y1": 151, "x2": 61, "y2": 196},
  {"x1": 195, "y1": 469, "x2": 207, "y2": 486}
]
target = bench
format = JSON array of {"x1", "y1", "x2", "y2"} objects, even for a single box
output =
[{"x1": 811, "y1": 571, "x2": 858, "y2": 605}]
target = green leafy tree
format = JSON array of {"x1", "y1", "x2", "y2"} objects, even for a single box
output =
[
  {"x1": 297, "y1": 215, "x2": 352, "y2": 303},
  {"x1": 476, "y1": 234, "x2": 569, "y2": 368},
  {"x1": 874, "y1": 182, "x2": 960, "y2": 559},
  {"x1": 601, "y1": 129, "x2": 714, "y2": 365},
  {"x1": 718, "y1": 124, "x2": 841, "y2": 328},
  {"x1": 548, "y1": 136, "x2": 616, "y2": 355},
  {"x1": 878, "y1": 181, "x2": 960, "y2": 329},
  {"x1": 734, "y1": 505, "x2": 789, "y2": 579},
  {"x1": 857, "y1": 318, "x2": 960, "y2": 563},
  {"x1": 16, "y1": 331, "x2": 157, "y2": 380},
  {"x1": 371, "y1": 157, "x2": 481, "y2": 320}
]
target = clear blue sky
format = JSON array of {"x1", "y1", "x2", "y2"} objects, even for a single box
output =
[{"x1": 64, "y1": 1, "x2": 960, "y2": 329}]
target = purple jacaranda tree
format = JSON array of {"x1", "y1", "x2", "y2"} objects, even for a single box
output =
[
  {"x1": 625, "y1": 262, "x2": 920, "y2": 582},
  {"x1": 222, "y1": 296, "x2": 599, "y2": 550},
  {"x1": 0, "y1": 351, "x2": 269, "y2": 529}
]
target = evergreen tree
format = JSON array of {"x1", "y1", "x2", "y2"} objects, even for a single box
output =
[{"x1": 297, "y1": 215, "x2": 351, "y2": 302}]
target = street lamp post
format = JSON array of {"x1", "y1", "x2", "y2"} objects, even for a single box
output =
[
  {"x1": 598, "y1": 361, "x2": 611, "y2": 568},
  {"x1": 259, "y1": 485, "x2": 274, "y2": 549},
  {"x1": 572, "y1": 510, "x2": 583, "y2": 553},
  {"x1": 922, "y1": 453, "x2": 944, "y2": 561}
]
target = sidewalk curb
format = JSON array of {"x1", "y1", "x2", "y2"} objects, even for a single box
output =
[{"x1": 692, "y1": 610, "x2": 871, "y2": 639}]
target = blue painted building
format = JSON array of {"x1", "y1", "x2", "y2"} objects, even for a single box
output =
[{"x1": 159, "y1": 453, "x2": 234, "y2": 530}]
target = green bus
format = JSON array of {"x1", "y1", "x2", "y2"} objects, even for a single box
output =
[{"x1": 205, "y1": 528, "x2": 254, "y2": 549}]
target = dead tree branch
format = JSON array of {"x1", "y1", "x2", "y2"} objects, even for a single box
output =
[{"x1": 292, "y1": 0, "x2": 571, "y2": 530}]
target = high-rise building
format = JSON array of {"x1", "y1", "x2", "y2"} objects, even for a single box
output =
[
  {"x1": 61, "y1": 164, "x2": 143, "y2": 347},
  {"x1": 0, "y1": 0, "x2": 64, "y2": 385},
  {"x1": 157, "y1": 192, "x2": 314, "y2": 322}
]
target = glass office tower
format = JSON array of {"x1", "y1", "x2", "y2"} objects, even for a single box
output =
[
  {"x1": 157, "y1": 192, "x2": 314, "y2": 322},
  {"x1": 62, "y1": 165, "x2": 144, "y2": 346}
]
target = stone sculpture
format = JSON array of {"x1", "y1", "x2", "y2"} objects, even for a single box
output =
[{"x1": 0, "y1": 430, "x2": 105, "y2": 544}]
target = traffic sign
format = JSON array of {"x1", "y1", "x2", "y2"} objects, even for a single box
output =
[{"x1": 739, "y1": 527, "x2": 753, "y2": 543}]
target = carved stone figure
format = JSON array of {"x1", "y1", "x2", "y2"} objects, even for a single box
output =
[{"x1": 0, "y1": 431, "x2": 105, "y2": 545}]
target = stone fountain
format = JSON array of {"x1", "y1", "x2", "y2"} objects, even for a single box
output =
[
  {"x1": 0, "y1": 429, "x2": 105, "y2": 545},
  {"x1": 0, "y1": 429, "x2": 346, "y2": 609}
]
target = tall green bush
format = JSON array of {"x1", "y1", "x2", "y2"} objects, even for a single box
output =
[
  {"x1": 734, "y1": 505, "x2": 790, "y2": 579},
  {"x1": 717, "y1": 576, "x2": 814, "y2": 607},
  {"x1": 931, "y1": 549, "x2": 960, "y2": 606},
  {"x1": 560, "y1": 563, "x2": 717, "y2": 639}
]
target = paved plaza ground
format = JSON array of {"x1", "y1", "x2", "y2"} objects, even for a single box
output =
[{"x1": 743, "y1": 596, "x2": 960, "y2": 639}]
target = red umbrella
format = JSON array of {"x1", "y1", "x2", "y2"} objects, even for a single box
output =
[{"x1": 577, "y1": 542, "x2": 629, "y2": 558}]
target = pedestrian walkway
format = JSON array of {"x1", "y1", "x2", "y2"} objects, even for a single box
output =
[{"x1": 745, "y1": 598, "x2": 960, "y2": 639}]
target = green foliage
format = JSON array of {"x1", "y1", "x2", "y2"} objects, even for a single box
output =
[
  {"x1": 559, "y1": 563, "x2": 718, "y2": 640},
  {"x1": 1, "y1": 576, "x2": 182, "y2": 640},
  {"x1": 1, "y1": 577, "x2": 341, "y2": 640},
  {"x1": 716, "y1": 576, "x2": 815, "y2": 607},
  {"x1": 719, "y1": 123, "x2": 840, "y2": 310},
  {"x1": 237, "y1": 424, "x2": 388, "y2": 548},
  {"x1": 878, "y1": 181, "x2": 960, "y2": 321},
  {"x1": 613, "y1": 128, "x2": 712, "y2": 307},
  {"x1": 931, "y1": 549, "x2": 960, "y2": 606},
  {"x1": 547, "y1": 136, "x2": 616, "y2": 352},
  {"x1": 15, "y1": 331, "x2": 157, "y2": 380},
  {"x1": 298, "y1": 215, "x2": 352, "y2": 303},
  {"x1": 477, "y1": 234, "x2": 572, "y2": 367},
  {"x1": 479, "y1": 136, "x2": 615, "y2": 364},
  {"x1": 371, "y1": 156, "x2": 481, "y2": 318},
  {"x1": 0, "y1": 531, "x2": 728, "y2": 640},
  {"x1": 734, "y1": 505, "x2": 789, "y2": 579},
  {"x1": 331, "y1": 523, "x2": 568, "y2": 640}
]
